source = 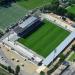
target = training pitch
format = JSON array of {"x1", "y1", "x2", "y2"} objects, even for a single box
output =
[
  {"x1": 0, "y1": 0, "x2": 52, "y2": 32},
  {"x1": 18, "y1": 20, "x2": 70, "y2": 58},
  {"x1": 0, "y1": 3, "x2": 26, "y2": 32},
  {"x1": 17, "y1": 0, "x2": 52, "y2": 10}
]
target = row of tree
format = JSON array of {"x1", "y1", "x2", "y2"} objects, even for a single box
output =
[
  {"x1": 41, "y1": 0, "x2": 75, "y2": 21},
  {"x1": 0, "y1": 63, "x2": 20, "y2": 75},
  {"x1": 0, "y1": 0, "x2": 12, "y2": 5},
  {"x1": 0, "y1": 0, "x2": 20, "y2": 5},
  {"x1": 8, "y1": 65, "x2": 20, "y2": 75}
]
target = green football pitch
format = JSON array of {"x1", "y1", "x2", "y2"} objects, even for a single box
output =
[
  {"x1": 67, "y1": 5, "x2": 75, "y2": 14},
  {"x1": 17, "y1": 0, "x2": 52, "y2": 10},
  {"x1": 18, "y1": 20, "x2": 70, "y2": 58}
]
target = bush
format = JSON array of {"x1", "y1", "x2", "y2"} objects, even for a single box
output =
[
  {"x1": 40, "y1": 71, "x2": 45, "y2": 75},
  {"x1": 0, "y1": 63, "x2": 7, "y2": 70}
]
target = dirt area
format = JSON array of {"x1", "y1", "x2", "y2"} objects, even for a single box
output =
[{"x1": 0, "y1": 43, "x2": 38, "y2": 75}]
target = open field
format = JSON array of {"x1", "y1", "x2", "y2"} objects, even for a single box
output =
[
  {"x1": 0, "y1": 3, "x2": 26, "y2": 32},
  {"x1": 18, "y1": 20, "x2": 70, "y2": 58},
  {"x1": 0, "y1": 0, "x2": 52, "y2": 32},
  {"x1": 0, "y1": 67, "x2": 11, "y2": 75},
  {"x1": 17, "y1": 0, "x2": 52, "y2": 10},
  {"x1": 67, "y1": 5, "x2": 75, "y2": 14}
]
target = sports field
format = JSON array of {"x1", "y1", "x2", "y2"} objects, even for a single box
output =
[
  {"x1": 17, "y1": 0, "x2": 52, "y2": 10},
  {"x1": 18, "y1": 20, "x2": 70, "y2": 58},
  {"x1": 0, "y1": 3, "x2": 26, "y2": 32},
  {"x1": 67, "y1": 5, "x2": 75, "y2": 14},
  {"x1": 0, "y1": 0, "x2": 52, "y2": 32}
]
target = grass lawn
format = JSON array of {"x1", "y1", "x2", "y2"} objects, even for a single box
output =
[
  {"x1": 0, "y1": 67, "x2": 11, "y2": 75},
  {"x1": 17, "y1": 0, "x2": 52, "y2": 10},
  {"x1": 18, "y1": 20, "x2": 70, "y2": 58},
  {"x1": 68, "y1": 52, "x2": 75, "y2": 61},
  {"x1": 67, "y1": 5, "x2": 75, "y2": 14},
  {"x1": 0, "y1": 3, "x2": 26, "y2": 32},
  {"x1": 0, "y1": 0, "x2": 53, "y2": 32}
]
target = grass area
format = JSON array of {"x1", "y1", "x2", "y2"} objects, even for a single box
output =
[
  {"x1": 0, "y1": 3, "x2": 26, "y2": 32},
  {"x1": 18, "y1": 20, "x2": 70, "y2": 58},
  {"x1": 0, "y1": 67, "x2": 11, "y2": 75},
  {"x1": 17, "y1": 0, "x2": 52, "y2": 10},
  {"x1": 0, "y1": 0, "x2": 52, "y2": 32},
  {"x1": 67, "y1": 5, "x2": 75, "y2": 14},
  {"x1": 68, "y1": 52, "x2": 75, "y2": 61}
]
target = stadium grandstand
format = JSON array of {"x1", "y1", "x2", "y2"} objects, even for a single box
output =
[
  {"x1": 14, "y1": 16, "x2": 41, "y2": 37},
  {"x1": 2, "y1": 16, "x2": 43, "y2": 64}
]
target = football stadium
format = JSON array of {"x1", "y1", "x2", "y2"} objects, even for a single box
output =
[
  {"x1": 3, "y1": 15, "x2": 75, "y2": 66},
  {"x1": 18, "y1": 20, "x2": 70, "y2": 58}
]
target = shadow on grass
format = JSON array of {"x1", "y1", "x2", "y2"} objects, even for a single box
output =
[
  {"x1": 0, "y1": 0, "x2": 29, "y2": 8},
  {"x1": 0, "y1": 0, "x2": 20, "y2": 8},
  {"x1": 19, "y1": 21, "x2": 45, "y2": 39}
]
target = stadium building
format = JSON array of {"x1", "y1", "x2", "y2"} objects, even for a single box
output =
[
  {"x1": 2, "y1": 15, "x2": 75, "y2": 68},
  {"x1": 3, "y1": 16, "x2": 43, "y2": 65},
  {"x1": 14, "y1": 16, "x2": 42, "y2": 37}
]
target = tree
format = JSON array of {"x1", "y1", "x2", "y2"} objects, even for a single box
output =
[
  {"x1": 0, "y1": 0, "x2": 15, "y2": 5},
  {"x1": 0, "y1": 0, "x2": 5, "y2": 4},
  {"x1": 40, "y1": 71, "x2": 45, "y2": 75},
  {"x1": 51, "y1": 0, "x2": 59, "y2": 7},
  {"x1": 71, "y1": 44, "x2": 75, "y2": 52},
  {"x1": 67, "y1": 12, "x2": 75, "y2": 21},
  {"x1": 56, "y1": 6, "x2": 67, "y2": 16},
  {"x1": 69, "y1": 0, "x2": 75, "y2": 4},
  {"x1": 0, "y1": 0, "x2": 9, "y2": 5},
  {"x1": 59, "y1": 54, "x2": 65, "y2": 63},
  {"x1": 8, "y1": 66, "x2": 14, "y2": 74},
  {"x1": 8, "y1": 66, "x2": 12, "y2": 73},
  {"x1": 15, "y1": 65, "x2": 20, "y2": 75}
]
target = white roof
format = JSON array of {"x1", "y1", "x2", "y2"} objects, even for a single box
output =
[
  {"x1": 42, "y1": 31, "x2": 75, "y2": 66},
  {"x1": 19, "y1": 16, "x2": 37, "y2": 28}
]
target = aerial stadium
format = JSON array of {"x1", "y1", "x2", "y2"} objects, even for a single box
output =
[
  {"x1": 18, "y1": 19, "x2": 69, "y2": 58},
  {"x1": 3, "y1": 14, "x2": 75, "y2": 67}
]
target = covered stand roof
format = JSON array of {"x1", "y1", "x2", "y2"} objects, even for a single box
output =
[
  {"x1": 14, "y1": 16, "x2": 39, "y2": 34},
  {"x1": 42, "y1": 31, "x2": 75, "y2": 66}
]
